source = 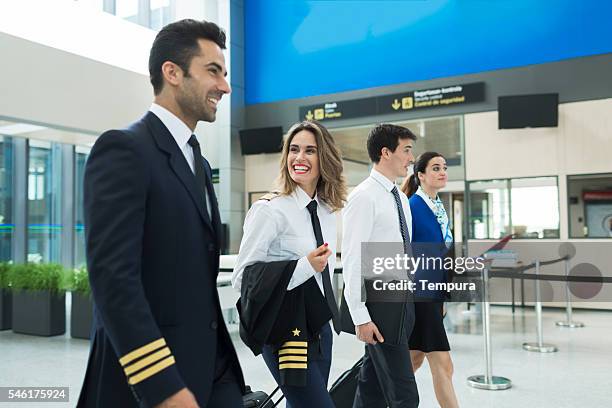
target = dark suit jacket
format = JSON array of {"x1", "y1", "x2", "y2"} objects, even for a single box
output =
[
  {"x1": 237, "y1": 260, "x2": 331, "y2": 352},
  {"x1": 237, "y1": 260, "x2": 331, "y2": 387},
  {"x1": 77, "y1": 112, "x2": 245, "y2": 408}
]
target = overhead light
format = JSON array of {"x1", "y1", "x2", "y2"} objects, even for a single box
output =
[
  {"x1": 418, "y1": 122, "x2": 425, "y2": 138},
  {"x1": 0, "y1": 123, "x2": 47, "y2": 135}
]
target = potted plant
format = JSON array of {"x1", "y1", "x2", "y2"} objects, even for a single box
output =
[
  {"x1": 70, "y1": 267, "x2": 93, "y2": 339},
  {"x1": 0, "y1": 263, "x2": 11, "y2": 330},
  {"x1": 10, "y1": 263, "x2": 67, "y2": 336}
]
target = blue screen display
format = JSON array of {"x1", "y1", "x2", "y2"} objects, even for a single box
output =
[{"x1": 244, "y1": 0, "x2": 612, "y2": 105}]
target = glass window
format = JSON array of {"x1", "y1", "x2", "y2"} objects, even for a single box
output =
[
  {"x1": 568, "y1": 173, "x2": 612, "y2": 238},
  {"x1": 468, "y1": 177, "x2": 560, "y2": 239},
  {"x1": 0, "y1": 136, "x2": 14, "y2": 262},
  {"x1": 404, "y1": 117, "x2": 463, "y2": 167},
  {"x1": 330, "y1": 115, "x2": 464, "y2": 187},
  {"x1": 74, "y1": 148, "x2": 90, "y2": 268},
  {"x1": 115, "y1": 0, "x2": 140, "y2": 23},
  {"x1": 150, "y1": 0, "x2": 171, "y2": 30},
  {"x1": 76, "y1": 0, "x2": 105, "y2": 11},
  {"x1": 468, "y1": 179, "x2": 510, "y2": 239},
  {"x1": 27, "y1": 140, "x2": 63, "y2": 263},
  {"x1": 510, "y1": 177, "x2": 559, "y2": 238}
]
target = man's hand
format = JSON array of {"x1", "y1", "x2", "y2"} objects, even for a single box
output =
[
  {"x1": 307, "y1": 243, "x2": 332, "y2": 272},
  {"x1": 155, "y1": 388, "x2": 199, "y2": 408},
  {"x1": 356, "y1": 321, "x2": 384, "y2": 345}
]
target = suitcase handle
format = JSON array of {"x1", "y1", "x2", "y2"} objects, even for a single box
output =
[{"x1": 258, "y1": 386, "x2": 284, "y2": 408}]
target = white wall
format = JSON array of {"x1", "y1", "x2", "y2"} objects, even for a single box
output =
[
  {"x1": 464, "y1": 99, "x2": 612, "y2": 309},
  {"x1": 245, "y1": 153, "x2": 282, "y2": 193},
  {"x1": 0, "y1": 31, "x2": 151, "y2": 134},
  {"x1": 464, "y1": 98, "x2": 612, "y2": 240},
  {"x1": 0, "y1": 0, "x2": 154, "y2": 75},
  {"x1": 464, "y1": 98, "x2": 612, "y2": 180}
]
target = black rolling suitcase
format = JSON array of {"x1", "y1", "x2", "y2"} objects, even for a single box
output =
[
  {"x1": 243, "y1": 385, "x2": 283, "y2": 408},
  {"x1": 328, "y1": 357, "x2": 363, "y2": 407},
  {"x1": 244, "y1": 357, "x2": 364, "y2": 408}
]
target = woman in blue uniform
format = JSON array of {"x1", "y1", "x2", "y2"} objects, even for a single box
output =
[
  {"x1": 401, "y1": 151, "x2": 459, "y2": 408},
  {"x1": 232, "y1": 120, "x2": 346, "y2": 408}
]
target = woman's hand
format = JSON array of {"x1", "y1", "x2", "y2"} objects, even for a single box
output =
[{"x1": 307, "y1": 243, "x2": 332, "y2": 272}]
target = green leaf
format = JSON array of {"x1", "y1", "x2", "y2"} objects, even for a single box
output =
[{"x1": 7, "y1": 263, "x2": 69, "y2": 294}]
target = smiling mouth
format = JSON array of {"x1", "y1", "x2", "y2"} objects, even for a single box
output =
[
  {"x1": 207, "y1": 96, "x2": 219, "y2": 108},
  {"x1": 293, "y1": 164, "x2": 310, "y2": 174}
]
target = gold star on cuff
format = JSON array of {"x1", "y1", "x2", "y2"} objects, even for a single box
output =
[{"x1": 292, "y1": 328, "x2": 301, "y2": 337}]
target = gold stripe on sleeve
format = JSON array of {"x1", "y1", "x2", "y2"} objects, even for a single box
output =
[
  {"x1": 128, "y1": 356, "x2": 176, "y2": 385},
  {"x1": 119, "y1": 338, "x2": 166, "y2": 367},
  {"x1": 281, "y1": 341, "x2": 308, "y2": 348},
  {"x1": 124, "y1": 347, "x2": 171, "y2": 376},
  {"x1": 279, "y1": 355, "x2": 308, "y2": 363},
  {"x1": 278, "y1": 348, "x2": 308, "y2": 355},
  {"x1": 279, "y1": 363, "x2": 307, "y2": 370}
]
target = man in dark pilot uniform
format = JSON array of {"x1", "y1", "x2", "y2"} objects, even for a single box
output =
[{"x1": 77, "y1": 19, "x2": 244, "y2": 408}]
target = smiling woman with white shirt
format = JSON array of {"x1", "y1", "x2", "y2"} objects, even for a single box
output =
[
  {"x1": 232, "y1": 120, "x2": 346, "y2": 408},
  {"x1": 401, "y1": 151, "x2": 459, "y2": 408}
]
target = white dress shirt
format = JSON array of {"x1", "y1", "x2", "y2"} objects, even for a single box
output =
[
  {"x1": 341, "y1": 168, "x2": 412, "y2": 326},
  {"x1": 149, "y1": 103, "x2": 211, "y2": 212},
  {"x1": 231, "y1": 187, "x2": 337, "y2": 296}
]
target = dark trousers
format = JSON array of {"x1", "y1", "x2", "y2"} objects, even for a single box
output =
[
  {"x1": 353, "y1": 342, "x2": 419, "y2": 408},
  {"x1": 202, "y1": 332, "x2": 243, "y2": 407},
  {"x1": 262, "y1": 323, "x2": 334, "y2": 408},
  {"x1": 205, "y1": 380, "x2": 243, "y2": 407}
]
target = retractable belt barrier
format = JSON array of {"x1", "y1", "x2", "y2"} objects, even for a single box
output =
[{"x1": 466, "y1": 254, "x2": 610, "y2": 391}]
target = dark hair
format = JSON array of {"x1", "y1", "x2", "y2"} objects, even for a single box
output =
[
  {"x1": 401, "y1": 151, "x2": 444, "y2": 198},
  {"x1": 149, "y1": 19, "x2": 227, "y2": 95},
  {"x1": 366, "y1": 124, "x2": 417, "y2": 163}
]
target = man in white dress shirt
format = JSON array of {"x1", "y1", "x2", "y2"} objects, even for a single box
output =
[{"x1": 341, "y1": 124, "x2": 419, "y2": 408}]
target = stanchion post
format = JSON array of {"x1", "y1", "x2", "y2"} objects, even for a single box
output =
[
  {"x1": 467, "y1": 264, "x2": 512, "y2": 390},
  {"x1": 523, "y1": 260, "x2": 558, "y2": 352},
  {"x1": 556, "y1": 258, "x2": 584, "y2": 328}
]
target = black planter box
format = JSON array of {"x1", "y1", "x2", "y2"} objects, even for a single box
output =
[
  {"x1": 0, "y1": 289, "x2": 11, "y2": 330},
  {"x1": 12, "y1": 290, "x2": 66, "y2": 336},
  {"x1": 71, "y1": 292, "x2": 93, "y2": 339}
]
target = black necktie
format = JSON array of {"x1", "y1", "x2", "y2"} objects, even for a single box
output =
[
  {"x1": 391, "y1": 186, "x2": 415, "y2": 283},
  {"x1": 391, "y1": 186, "x2": 410, "y2": 255},
  {"x1": 187, "y1": 135, "x2": 210, "y2": 221},
  {"x1": 306, "y1": 200, "x2": 341, "y2": 334}
]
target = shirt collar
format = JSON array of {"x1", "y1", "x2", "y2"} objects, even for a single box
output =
[
  {"x1": 294, "y1": 186, "x2": 320, "y2": 210},
  {"x1": 149, "y1": 103, "x2": 193, "y2": 149},
  {"x1": 416, "y1": 187, "x2": 437, "y2": 212},
  {"x1": 370, "y1": 168, "x2": 397, "y2": 193}
]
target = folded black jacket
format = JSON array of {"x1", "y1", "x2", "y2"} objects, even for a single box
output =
[{"x1": 237, "y1": 260, "x2": 332, "y2": 386}]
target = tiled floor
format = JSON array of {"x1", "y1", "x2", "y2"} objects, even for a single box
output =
[{"x1": 1, "y1": 302, "x2": 610, "y2": 407}]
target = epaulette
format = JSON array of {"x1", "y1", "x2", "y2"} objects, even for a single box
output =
[{"x1": 259, "y1": 191, "x2": 281, "y2": 201}]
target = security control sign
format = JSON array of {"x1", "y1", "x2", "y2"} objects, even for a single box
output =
[
  {"x1": 300, "y1": 82, "x2": 484, "y2": 122},
  {"x1": 379, "y1": 83, "x2": 485, "y2": 114}
]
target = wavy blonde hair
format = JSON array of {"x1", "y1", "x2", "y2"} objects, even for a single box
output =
[{"x1": 276, "y1": 120, "x2": 346, "y2": 212}]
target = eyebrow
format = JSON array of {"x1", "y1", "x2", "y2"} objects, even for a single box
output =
[
  {"x1": 206, "y1": 62, "x2": 228, "y2": 77},
  {"x1": 290, "y1": 144, "x2": 317, "y2": 149}
]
